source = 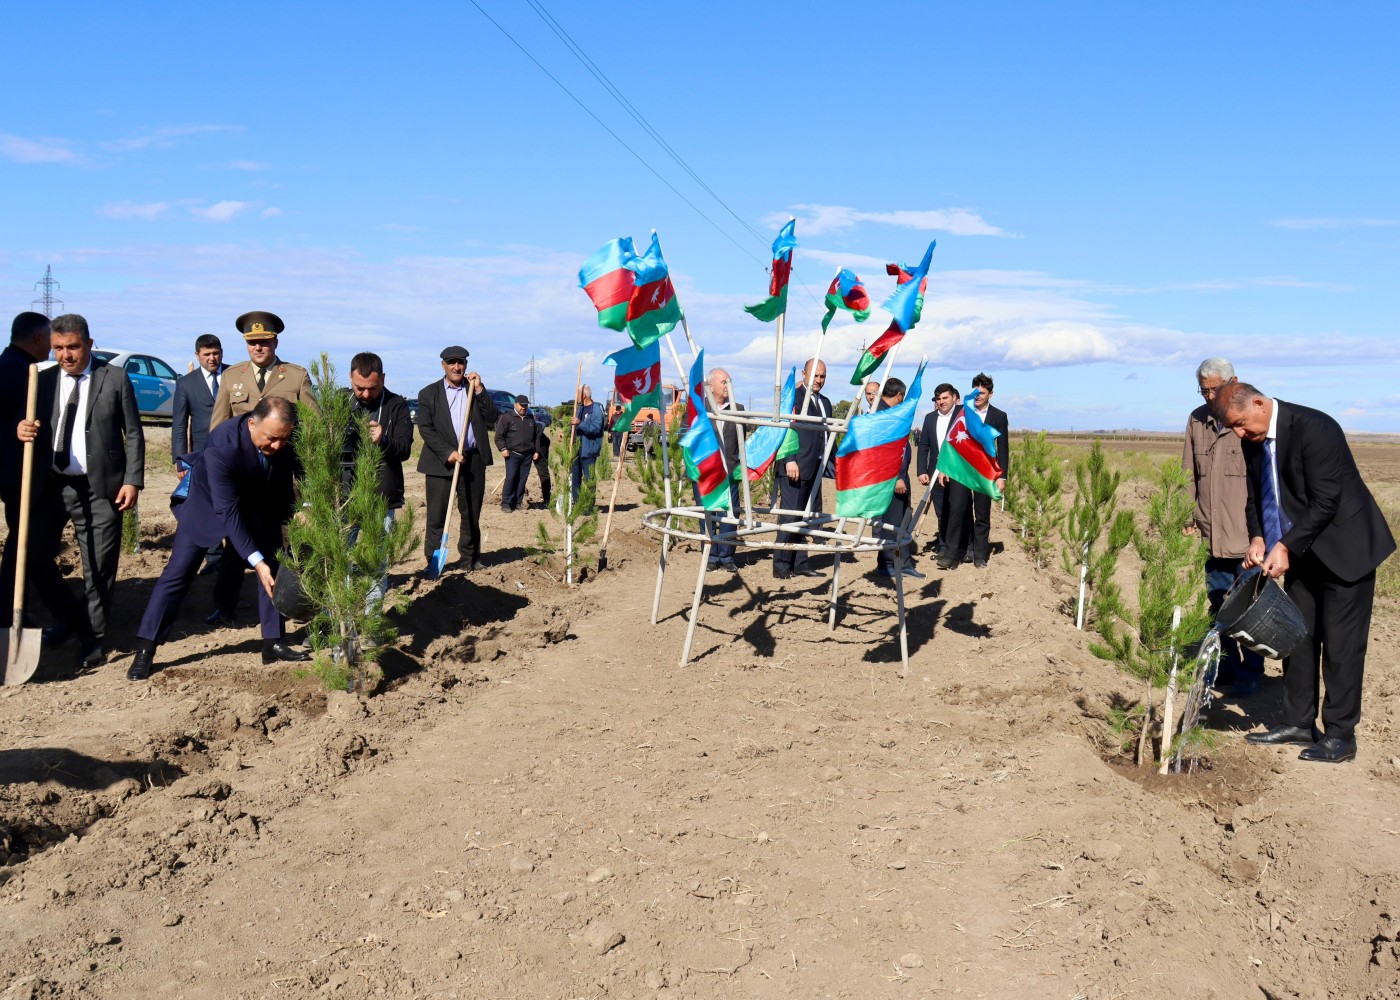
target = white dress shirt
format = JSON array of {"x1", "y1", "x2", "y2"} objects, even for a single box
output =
[
  {"x1": 53, "y1": 362, "x2": 94, "y2": 475},
  {"x1": 935, "y1": 408, "x2": 954, "y2": 446}
]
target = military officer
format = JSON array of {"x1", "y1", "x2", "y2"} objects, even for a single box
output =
[
  {"x1": 208, "y1": 311, "x2": 315, "y2": 431},
  {"x1": 206, "y1": 311, "x2": 316, "y2": 625}
]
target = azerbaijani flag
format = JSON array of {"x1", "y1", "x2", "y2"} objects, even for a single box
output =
[
  {"x1": 849, "y1": 241, "x2": 937, "y2": 386},
  {"x1": 626, "y1": 232, "x2": 684, "y2": 349},
  {"x1": 834, "y1": 364, "x2": 926, "y2": 517},
  {"x1": 821, "y1": 269, "x2": 871, "y2": 333},
  {"x1": 603, "y1": 342, "x2": 662, "y2": 433},
  {"x1": 679, "y1": 349, "x2": 731, "y2": 512},
  {"x1": 936, "y1": 389, "x2": 1004, "y2": 500},
  {"x1": 578, "y1": 238, "x2": 638, "y2": 331},
  {"x1": 744, "y1": 219, "x2": 798, "y2": 322},
  {"x1": 744, "y1": 366, "x2": 797, "y2": 481}
]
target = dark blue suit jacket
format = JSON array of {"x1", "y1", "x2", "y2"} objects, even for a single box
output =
[
  {"x1": 177, "y1": 415, "x2": 296, "y2": 561},
  {"x1": 789, "y1": 388, "x2": 832, "y2": 480},
  {"x1": 171, "y1": 365, "x2": 228, "y2": 461}
]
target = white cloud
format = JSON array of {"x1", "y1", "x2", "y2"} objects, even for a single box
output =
[
  {"x1": 260, "y1": 207, "x2": 282, "y2": 218},
  {"x1": 0, "y1": 132, "x2": 81, "y2": 164},
  {"x1": 98, "y1": 200, "x2": 171, "y2": 221},
  {"x1": 1271, "y1": 217, "x2": 1400, "y2": 230},
  {"x1": 192, "y1": 201, "x2": 254, "y2": 223},
  {"x1": 228, "y1": 160, "x2": 270, "y2": 171},
  {"x1": 767, "y1": 204, "x2": 1014, "y2": 238},
  {"x1": 101, "y1": 124, "x2": 242, "y2": 152}
]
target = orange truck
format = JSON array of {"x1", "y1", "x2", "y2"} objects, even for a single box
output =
[{"x1": 609, "y1": 384, "x2": 686, "y2": 450}]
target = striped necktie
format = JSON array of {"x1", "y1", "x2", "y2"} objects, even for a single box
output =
[{"x1": 1259, "y1": 439, "x2": 1292, "y2": 549}]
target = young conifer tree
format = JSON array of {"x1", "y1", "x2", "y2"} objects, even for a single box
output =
[
  {"x1": 1004, "y1": 431, "x2": 1065, "y2": 569},
  {"x1": 533, "y1": 427, "x2": 600, "y2": 581},
  {"x1": 283, "y1": 355, "x2": 418, "y2": 692},
  {"x1": 1060, "y1": 440, "x2": 1131, "y2": 628},
  {"x1": 1090, "y1": 459, "x2": 1211, "y2": 765}
]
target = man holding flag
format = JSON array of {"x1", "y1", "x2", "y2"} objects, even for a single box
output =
[
  {"x1": 935, "y1": 382, "x2": 1006, "y2": 571},
  {"x1": 700, "y1": 368, "x2": 744, "y2": 572},
  {"x1": 772, "y1": 359, "x2": 832, "y2": 580}
]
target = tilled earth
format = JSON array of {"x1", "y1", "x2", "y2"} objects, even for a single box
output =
[{"x1": 1, "y1": 429, "x2": 1398, "y2": 999}]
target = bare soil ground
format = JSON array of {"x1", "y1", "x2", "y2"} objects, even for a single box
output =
[{"x1": 2, "y1": 428, "x2": 1398, "y2": 999}]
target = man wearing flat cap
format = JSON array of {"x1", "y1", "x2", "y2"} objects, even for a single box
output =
[
  {"x1": 417, "y1": 347, "x2": 499, "y2": 571},
  {"x1": 205, "y1": 311, "x2": 316, "y2": 626}
]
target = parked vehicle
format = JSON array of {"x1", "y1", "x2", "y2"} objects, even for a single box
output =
[
  {"x1": 530, "y1": 406, "x2": 553, "y2": 428},
  {"x1": 40, "y1": 349, "x2": 179, "y2": 419},
  {"x1": 625, "y1": 384, "x2": 686, "y2": 450}
]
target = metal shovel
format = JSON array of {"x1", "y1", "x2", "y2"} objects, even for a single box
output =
[{"x1": 2, "y1": 364, "x2": 42, "y2": 685}]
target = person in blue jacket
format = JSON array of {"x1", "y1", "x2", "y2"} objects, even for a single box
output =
[{"x1": 570, "y1": 383, "x2": 604, "y2": 502}]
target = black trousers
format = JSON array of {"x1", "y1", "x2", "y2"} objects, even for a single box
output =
[
  {"x1": 424, "y1": 452, "x2": 486, "y2": 563},
  {"x1": 878, "y1": 488, "x2": 911, "y2": 572},
  {"x1": 971, "y1": 491, "x2": 993, "y2": 562},
  {"x1": 0, "y1": 485, "x2": 20, "y2": 615},
  {"x1": 533, "y1": 456, "x2": 552, "y2": 507},
  {"x1": 29, "y1": 473, "x2": 121, "y2": 641},
  {"x1": 929, "y1": 478, "x2": 950, "y2": 548},
  {"x1": 142, "y1": 532, "x2": 284, "y2": 644},
  {"x1": 502, "y1": 452, "x2": 532, "y2": 509},
  {"x1": 1282, "y1": 552, "x2": 1376, "y2": 741},
  {"x1": 942, "y1": 481, "x2": 974, "y2": 561},
  {"x1": 773, "y1": 474, "x2": 822, "y2": 573}
]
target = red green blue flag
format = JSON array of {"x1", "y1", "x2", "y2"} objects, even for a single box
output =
[
  {"x1": 850, "y1": 241, "x2": 936, "y2": 386},
  {"x1": 744, "y1": 366, "x2": 797, "y2": 481},
  {"x1": 834, "y1": 364, "x2": 926, "y2": 517},
  {"x1": 821, "y1": 269, "x2": 871, "y2": 333},
  {"x1": 578, "y1": 238, "x2": 638, "y2": 331},
  {"x1": 679, "y1": 349, "x2": 731, "y2": 512},
  {"x1": 603, "y1": 342, "x2": 662, "y2": 433},
  {"x1": 744, "y1": 219, "x2": 797, "y2": 322},
  {"x1": 626, "y1": 232, "x2": 684, "y2": 349},
  {"x1": 936, "y1": 388, "x2": 1004, "y2": 500}
]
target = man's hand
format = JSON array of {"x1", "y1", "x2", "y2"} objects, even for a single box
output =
[
  {"x1": 936, "y1": 472, "x2": 948, "y2": 487},
  {"x1": 174, "y1": 462, "x2": 188, "y2": 481},
  {"x1": 465, "y1": 372, "x2": 482, "y2": 394},
  {"x1": 533, "y1": 452, "x2": 539, "y2": 461},
  {"x1": 995, "y1": 477, "x2": 1006, "y2": 493},
  {"x1": 785, "y1": 461, "x2": 800, "y2": 483},
  {"x1": 571, "y1": 416, "x2": 580, "y2": 426},
  {"x1": 918, "y1": 473, "x2": 930, "y2": 486},
  {"x1": 16, "y1": 418, "x2": 39, "y2": 443},
  {"x1": 368, "y1": 419, "x2": 383, "y2": 445},
  {"x1": 447, "y1": 450, "x2": 464, "y2": 465},
  {"x1": 255, "y1": 561, "x2": 276, "y2": 599},
  {"x1": 1242, "y1": 535, "x2": 1267, "y2": 569},
  {"x1": 1261, "y1": 542, "x2": 1290, "y2": 579},
  {"x1": 114, "y1": 485, "x2": 139, "y2": 512},
  {"x1": 1183, "y1": 524, "x2": 1198, "y2": 537},
  {"x1": 894, "y1": 480, "x2": 907, "y2": 496},
  {"x1": 500, "y1": 449, "x2": 509, "y2": 458}
]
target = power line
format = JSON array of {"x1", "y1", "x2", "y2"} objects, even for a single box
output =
[{"x1": 467, "y1": 0, "x2": 763, "y2": 267}]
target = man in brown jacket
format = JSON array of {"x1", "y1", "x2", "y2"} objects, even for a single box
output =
[{"x1": 1183, "y1": 357, "x2": 1264, "y2": 696}]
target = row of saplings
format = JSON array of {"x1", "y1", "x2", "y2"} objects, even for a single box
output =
[{"x1": 1004, "y1": 434, "x2": 1218, "y2": 773}]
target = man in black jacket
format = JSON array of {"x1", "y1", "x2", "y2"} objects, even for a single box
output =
[
  {"x1": 171, "y1": 333, "x2": 229, "y2": 574},
  {"x1": 416, "y1": 346, "x2": 499, "y2": 572},
  {"x1": 773, "y1": 358, "x2": 832, "y2": 579},
  {"x1": 1212, "y1": 382, "x2": 1396, "y2": 764},
  {"x1": 703, "y1": 368, "x2": 745, "y2": 572},
  {"x1": 942, "y1": 373, "x2": 1009, "y2": 569},
  {"x1": 346, "y1": 353, "x2": 414, "y2": 605},
  {"x1": 915, "y1": 383, "x2": 960, "y2": 557},
  {"x1": 495, "y1": 394, "x2": 541, "y2": 513},
  {"x1": 0, "y1": 312, "x2": 52, "y2": 617},
  {"x1": 874, "y1": 378, "x2": 924, "y2": 581}
]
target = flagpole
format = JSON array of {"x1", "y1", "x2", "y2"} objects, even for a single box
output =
[
  {"x1": 651, "y1": 390, "x2": 676, "y2": 624},
  {"x1": 597, "y1": 439, "x2": 627, "y2": 572}
]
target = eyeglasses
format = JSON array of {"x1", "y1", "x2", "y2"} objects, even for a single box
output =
[{"x1": 1198, "y1": 386, "x2": 1220, "y2": 398}]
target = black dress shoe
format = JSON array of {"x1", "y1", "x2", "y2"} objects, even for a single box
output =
[
  {"x1": 127, "y1": 648, "x2": 154, "y2": 681},
  {"x1": 1245, "y1": 724, "x2": 1320, "y2": 746},
  {"x1": 793, "y1": 567, "x2": 822, "y2": 578},
  {"x1": 198, "y1": 559, "x2": 223, "y2": 576},
  {"x1": 772, "y1": 569, "x2": 792, "y2": 580},
  {"x1": 262, "y1": 641, "x2": 311, "y2": 664},
  {"x1": 901, "y1": 565, "x2": 928, "y2": 580},
  {"x1": 469, "y1": 560, "x2": 485, "y2": 572},
  {"x1": 77, "y1": 640, "x2": 106, "y2": 669},
  {"x1": 936, "y1": 555, "x2": 958, "y2": 571},
  {"x1": 205, "y1": 608, "x2": 236, "y2": 627},
  {"x1": 1298, "y1": 735, "x2": 1357, "y2": 763},
  {"x1": 42, "y1": 624, "x2": 73, "y2": 645},
  {"x1": 973, "y1": 558, "x2": 988, "y2": 569}
]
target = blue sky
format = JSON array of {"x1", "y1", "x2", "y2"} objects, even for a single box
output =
[{"x1": 3, "y1": 2, "x2": 1398, "y2": 430}]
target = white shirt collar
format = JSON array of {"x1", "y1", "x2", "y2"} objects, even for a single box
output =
[{"x1": 1266, "y1": 398, "x2": 1279, "y2": 442}]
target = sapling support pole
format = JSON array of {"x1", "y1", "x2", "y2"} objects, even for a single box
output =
[
  {"x1": 1075, "y1": 541, "x2": 1090, "y2": 630},
  {"x1": 597, "y1": 439, "x2": 627, "y2": 571},
  {"x1": 1158, "y1": 605, "x2": 1183, "y2": 775},
  {"x1": 565, "y1": 361, "x2": 582, "y2": 586}
]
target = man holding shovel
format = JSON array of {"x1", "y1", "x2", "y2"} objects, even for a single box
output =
[
  {"x1": 416, "y1": 347, "x2": 498, "y2": 573},
  {"x1": 0, "y1": 313, "x2": 51, "y2": 619}
]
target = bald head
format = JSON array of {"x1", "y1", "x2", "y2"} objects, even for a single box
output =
[
  {"x1": 707, "y1": 368, "x2": 731, "y2": 405},
  {"x1": 802, "y1": 359, "x2": 827, "y2": 392}
]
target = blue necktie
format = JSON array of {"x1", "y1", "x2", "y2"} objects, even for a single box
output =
[{"x1": 1260, "y1": 439, "x2": 1291, "y2": 549}]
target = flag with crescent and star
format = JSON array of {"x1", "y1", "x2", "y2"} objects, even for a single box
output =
[{"x1": 603, "y1": 342, "x2": 663, "y2": 433}]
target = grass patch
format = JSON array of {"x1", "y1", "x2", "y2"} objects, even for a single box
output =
[{"x1": 1379, "y1": 500, "x2": 1400, "y2": 604}]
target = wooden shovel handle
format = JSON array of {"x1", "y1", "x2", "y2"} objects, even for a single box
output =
[{"x1": 12, "y1": 364, "x2": 38, "y2": 621}]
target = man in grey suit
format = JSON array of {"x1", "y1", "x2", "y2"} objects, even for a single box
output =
[
  {"x1": 171, "y1": 333, "x2": 228, "y2": 573},
  {"x1": 15, "y1": 314, "x2": 145, "y2": 668}
]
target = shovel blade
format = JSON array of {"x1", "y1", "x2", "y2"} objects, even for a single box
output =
[
  {"x1": 1, "y1": 627, "x2": 42, "y2": 686},
  {"x1": 427, "y1": 547, "x2": 448, "y2": 580},
  {"x1": 597, "y1": 548, "x2": 608, "y2": 572}
]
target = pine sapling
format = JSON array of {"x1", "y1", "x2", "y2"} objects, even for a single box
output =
[
  {"x1": 1004, "y1": 431, "x2": 1065, "y2": 568},
  {"x1": 1060, "y1": 440, "x2": 1126, "y2": 628}
]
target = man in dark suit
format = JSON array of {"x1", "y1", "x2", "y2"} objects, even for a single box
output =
[
  {"x1": 346, "y1": 352, "x2": 415, "y2": 608},
  {"x1": 0, "y1": 312, "x2": 52, "y2": 617},
  {"x1": 16, "y1": 314, "x2": 145, "y2": 668},
  {"x1": 773, "y1": 358, "x2": 832, "y2": 579},
  {"x1": 873, "y1": 378, "x2": 925, "y2": 582},
  {"x1": 1211, "y1": 383, "x2": 1396, "y2": 763},
  {"x1": 128, "y1": 396, "x2": 308, "y2": 680},
  {"x1": 171, "y1": 333, "x2": 228, "y2": 573},
  {"x1": 416, "y1": 346, "x2": 499, "y2": 572},
  {"x1": 916, "y1": 383, "x2": 960, "y2": 557},
  {"x1": 703, "y1": 368, "x2": 745, "y2": 572},
  {"x1": 942, "y1": 373, "x2": 1009, "y2": 570}
]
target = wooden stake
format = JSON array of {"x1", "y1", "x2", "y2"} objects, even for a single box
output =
[
  {"x1": 680, "y1": 537, "x2": 712, "y2": 666},
  {"x1": 598, "y1": 439, "x2": 627, "y2": 571},
  {"x1": 565, "y1": 361, "x2": 582, "y2": 586}
]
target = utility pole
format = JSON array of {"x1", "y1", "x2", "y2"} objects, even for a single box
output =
[
  {"x1": 32, "y1": 265, "x2": 63, "y2": 317},
  {"x1": 526, "y1": 355, "x2": 539, "y2": 402}
]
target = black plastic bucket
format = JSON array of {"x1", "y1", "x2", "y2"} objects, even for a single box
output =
[
  {"x1": 1215, "y1": 566, "x2": 1309, "y2": 660},
  {"x1": 272, "y1": 566, "x2": 319, "y2": 622}
]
